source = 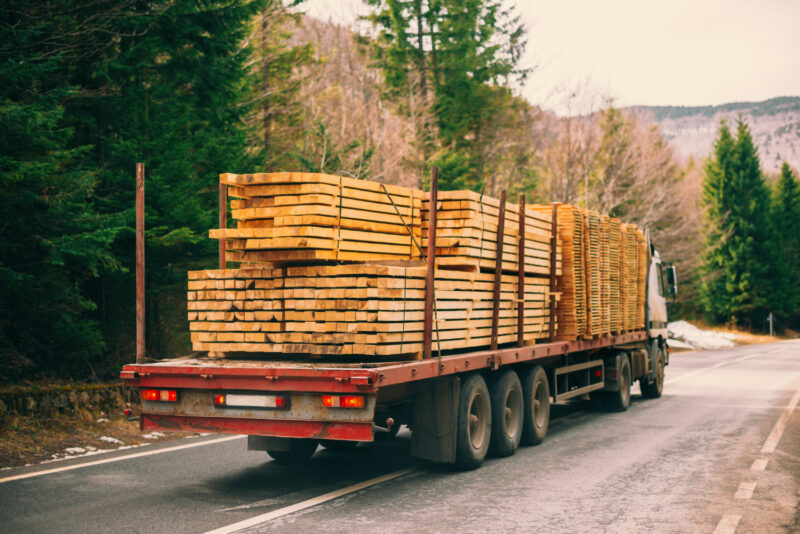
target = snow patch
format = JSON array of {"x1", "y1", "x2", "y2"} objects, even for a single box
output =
[
  {"x1": 668, "y1": 320, "x2": 738, "y2": 350},
  {"x1": 96, "y1": 418, "x2": 110, "y2": 423},
  {"x1": 42, "y1": 443, "x2": 152, "y2": 464},
  {"x1": 141, "y1": 432, "x2": 166, "y2": 439},
  {"x1": 99, "y1": 436, "x2": 124, "y2": 445}
]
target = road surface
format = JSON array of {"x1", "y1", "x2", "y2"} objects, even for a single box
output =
[{"x1": 1, "y1": 340, "x2": 798, "y2": 533}]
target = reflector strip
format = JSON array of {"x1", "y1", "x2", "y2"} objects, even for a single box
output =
[{"x1": 213, "y1": 393, "x2": 289, "y2": 410}]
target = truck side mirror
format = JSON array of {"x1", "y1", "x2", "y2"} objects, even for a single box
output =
[{"x1": 667, "y1": 265, "x2": 677, "y2": 301}]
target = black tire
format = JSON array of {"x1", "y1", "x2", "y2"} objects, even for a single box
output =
[
  {"x1": 266, "y1": 439, "x2": 318, "y2": 465},
  {"x1": 488, "y1": 370, "x2": 524, "y2": 457},
  {"x1": 641, "y1": 345, "x2": 665, "y2": 399},
  {"x1": 320, "y1": 440, "x2": 359, "y2": 452},
  {"x1": 606, "y1": 354, "x2": 631, "y2": 412},
  {"x1": 521, "y1": 365, "x2": 550, "y2": 445},
  {"x1": 455, "y1": 374, "x2": 492, "y2": 470}
]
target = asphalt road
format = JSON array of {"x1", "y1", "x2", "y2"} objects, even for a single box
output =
[{"x1": 1, "y1": 340, "x2": 798, "y2": 533}]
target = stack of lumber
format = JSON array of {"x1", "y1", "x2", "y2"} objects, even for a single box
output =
[
  {"x1": 187, "y1": 264, "x2": 553, "y2": 357},
  {"x1": 583, "y1": 210, "x2": 608, "y2": 337},
  {"x1": 608, "y1": 218, "x2": 622, "y2": 333},
  {"x1": 185, "y1": 171, "x2": 652, "y2": 360},
  {"x1": 213, "y1": 173, "x2": 423, "y2": 264},
  {"x1": 635, "y1": 230, "x2": 648, "y2": 329},
  {"x1": 530, "y1": 204, "x2": 586, "y2": 340},
  {"x1": 621, "y1": 224, "x2": 638, "y2": 331},
  {"x1": 421, "y1": 190, "x2": 562, "y2": 276}
]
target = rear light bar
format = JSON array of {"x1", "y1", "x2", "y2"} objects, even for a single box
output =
[
  {"x1": 322, "y1": 395, "x2": 365, "y2": 408},
  {"x1": 214, "y1": 393, "x2": 289, "y2": 410},
  {"x1": 141, "y1": 389, "x2": 178, "y2": 402}
]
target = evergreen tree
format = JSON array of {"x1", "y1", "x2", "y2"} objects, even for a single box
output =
[
  {"x1": 1, "y1": 0, "x2": 266, "y2": 379},
  {"x1": 772, "y1": 162, "x2": 800, "y2": 325},
  {"x1": 0, "y1": 3, "x2": 125, "y2": 380},
  {"x1": 699, "y1": 119, "x2": 779, "y2": 328},
  {"x1": 699, "y1": 121, "x2": 735, "y2": 323},
  {"x1": 365, "y1": 0, "x2": 528, "y2": 191}
]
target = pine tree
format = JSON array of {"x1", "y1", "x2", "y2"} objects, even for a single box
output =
[
  {"x1": 699, "y1": 121, "x2": 736, "y2": 324},
  {"x1": 0, "y1": 2, "x2": 125, "y2": 380},
  {"x1": 699, "y1": 119, "x2": 779, "y2": 328},
  {"x1": 772, "y1": 162, "x2": 800, "y2": 325},
  {"x1": 365, "y1": 0, "x2": 528, "y2": 191}
]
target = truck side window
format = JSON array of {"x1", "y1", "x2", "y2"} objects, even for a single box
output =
[{"x1": 657, "y1": 264, "x2": 665, "y2": 297}]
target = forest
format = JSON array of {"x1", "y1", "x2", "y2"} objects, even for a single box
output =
[{"x1": 2, "y1": 0, "x2": 799, "y2": 382}]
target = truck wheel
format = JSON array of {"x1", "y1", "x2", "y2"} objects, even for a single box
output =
[
  {"x1": 267, "y1": 439, "x2": 318, "y2": 465},
  {"x1": 521, "y1": 365, "x2": 550, "y2": 445},
  {"x1": 606, "y1": 355, "x2": 631, "y2": 412},
  {"x1": 320, "y1": 440, "x2": 359, "y2": 453},
  {"x1": 488, "y1": 370, "x2": 524, "y2": 457},
  {"x1": 455, "y1": 374, "x2": 492, "y2": 470},
  {"x1": 640, "y1": 346, "x2": 665, "y2": 399}
]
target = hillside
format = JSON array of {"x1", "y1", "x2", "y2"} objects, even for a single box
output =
[{"x1": 627, "y1": 97, "x2": 800, "y2": 174}]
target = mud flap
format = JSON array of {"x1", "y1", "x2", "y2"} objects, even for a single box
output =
[{"x1": 410, "y1": 377, "x2": 460, "y2": 464}]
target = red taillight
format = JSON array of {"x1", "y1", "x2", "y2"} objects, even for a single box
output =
[
  {"x1": 322, "y1": 395, "x2": 364, "y2": 408},
  {"x1": 275, "y1": 396, "x2": 288, "y2": 409},
  {"x1": 141, "y1": 389, "x2": 178, "y2": 402},
  {"x1": 595, "y1": 369, "x2": 602, "y2": 378},
  {"x1": 214, "y1": 394, "x2": 226, "y2": 406}
]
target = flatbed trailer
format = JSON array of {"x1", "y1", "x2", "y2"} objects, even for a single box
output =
[
  {"x1": 121, "y1": 329, "x2": 667, "y2": 468},
  {"x1": 122, "y1": 168, "x2": 676, "y2": 468}
]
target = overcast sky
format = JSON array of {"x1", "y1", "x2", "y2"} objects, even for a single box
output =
[{"x1": 303, "y1": 0, "x2": 800, "y2": 114}]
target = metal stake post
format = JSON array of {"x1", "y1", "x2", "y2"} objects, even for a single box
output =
[
  {"x1": 517, "y1": 194, "x2": 526, "y2": 347},
  {"x1": 491, "y1": 190, "x2": 507, "y2": 351},
  {"x1": 548, "y1": 203, "x2": 559, "y2": 341},
  {"x1": 423, "y1": 167, "x2": 439, "y2": 359},
  {"x1": 136, "y1": 163, "x2": 145, "y2": 363}
]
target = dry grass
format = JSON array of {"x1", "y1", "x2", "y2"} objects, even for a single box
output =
[
  {"x1": 687, "y1": 319, "x2": 790, "y2": 345},
  {"x1": 0, "y1": 410, "x2": 194, "y2": 469}
]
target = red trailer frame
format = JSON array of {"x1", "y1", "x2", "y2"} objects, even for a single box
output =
[{"x1": 121, "y1": 331, "x2": 646, "y2": 440}]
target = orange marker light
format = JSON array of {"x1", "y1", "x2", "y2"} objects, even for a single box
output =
[
  {"x1": 322, "y1": 395, "x2": 364, "y2": 408},
  {"x1": 141, "y1": 389, "x2": 178, "y2": 402}
]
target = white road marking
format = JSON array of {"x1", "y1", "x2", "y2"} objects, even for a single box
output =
[
  {"x1": 733, "y1": 482, "x2": 756, "y2": 499},
  {"x1": 760, "y1": 384, "x2": 800, "y2": 453},
  {"x1": 665, "y1": 352, "x2": 764, "y2": 385},
  {"x1": 750, "y1": 458, "x2": 768, "y2": 471},
  {"x1": 0, "y1": 435, "x2": 245, "y2": 484},
  {"x1": 203, "y1": 468, "x2": 415, "y2": 534},
  {"x1": 713, "y1": 514, "x2": 741, "y2": 534}
]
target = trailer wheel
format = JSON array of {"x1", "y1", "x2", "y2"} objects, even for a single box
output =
[
  {"x1": 455, "y1": 374, "x2": 491, "y2": 470},
  {"x1": 320, "y1": 440, "x2": 359, "y2": 453},
  {"x1": 521, "y1": 365, "x2": 550, "y2": 445},
  {"x1": 267, "y1": 439, "x2": 318, "y2": 465},
  {"x1": 606, "y1": 354, "x2": 631, "y2": 412},
  {"x1": 640, "y1": 345, "x2": 665, "y2": 399},
  {"x1": 488, "y1": 370, "x2": 524, "y2": 457}
]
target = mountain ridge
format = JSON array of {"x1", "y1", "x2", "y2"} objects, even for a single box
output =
[{"x1": 623, "y1": 96, "x2": 800, "y2": 173}]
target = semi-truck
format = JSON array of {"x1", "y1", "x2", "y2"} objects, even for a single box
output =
[{"x1": 122, "y1": 174, "x2": 677, "y2": 470}]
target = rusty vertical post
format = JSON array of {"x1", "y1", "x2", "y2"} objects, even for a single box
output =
[
  {"x1": 423, "y1": 167, "x2": 439, "y2": 359},
  {"x1": 491, "y1": 190, "x2": 506, "y2": 351},
  {"x1": 548, "y1": 203, "x2": 559, "y2": 340},
  {"x1": 219, "y1": 181, "x2": 227, "y2": 270},
  {"x1": 517, "y1": 194, "x2": 526, "y2": 347},
  {"x1": 135, "y1": 163, "x2": 145, "y2": 364}
]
